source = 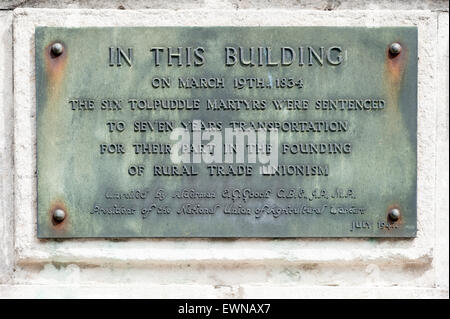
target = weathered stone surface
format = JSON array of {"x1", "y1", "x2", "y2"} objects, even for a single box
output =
[
  {"x1": 0, "y1": 284, "x2": 448, "y2": 298},
  {"x1": 0, "y1": 4, "x2": 446, "y2": 298},
  {"x1": 435, "y1": 12, "x2": 449, "y2": 291},
  {"x1": 1, "y1": 0, "x2": 449, "y2": 10},
  {"x1": 0, "y1": 12, "x2": 13, "y2": 284}
]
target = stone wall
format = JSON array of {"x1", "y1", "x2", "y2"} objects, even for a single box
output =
[{"x1": 0, "y1": 1, "x2": 448, "y2": 298}]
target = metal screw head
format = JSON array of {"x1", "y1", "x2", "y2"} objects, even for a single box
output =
[
  {"x1": 388, "y1": 208, "x2": 401, "y2": 222},
  {"x1": 50, "y1": 42, "x2": 64, "y2": 57},
  {"x1": 389, "y1": 42, "x2": 402, "y2": 56},
  {"x1": 53, "y1": 209, "x2": 66, "y2": 223}
]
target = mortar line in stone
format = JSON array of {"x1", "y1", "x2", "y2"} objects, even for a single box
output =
[
  {"x1": 1, "y1": 12, "x2": 14, "y2": 285},
  {"x1": 433, "y1": 11, "x2": 441, "y2": 289},
  {"x1": 433, "y1": 12, "x2": 438, "y2": 289},
  {"x1": 10, "y1": 12, "x2": 17, "y2": 285},
  {"x1": 435, "y1": 11, "x2": 449, "y2": 291},
  {"x1": 11, "y1": 13, "x2": 15, "y2": 285},
  {"x1": 0, "y1": 13, "x2": 12, "y2": 284}
]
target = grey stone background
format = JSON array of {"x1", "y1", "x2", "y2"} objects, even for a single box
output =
[{"x1": 0, "y1": 0, "x2": 448, "y2": 298}]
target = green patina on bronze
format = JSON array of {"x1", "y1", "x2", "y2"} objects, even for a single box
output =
[{"x1": 36, "y1": 27, "x2": 417, "y2": 238}]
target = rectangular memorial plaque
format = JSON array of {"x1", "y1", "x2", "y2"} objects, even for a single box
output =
[{"x1": 36, "y1": 27, "x2": 417, "y2": 238}]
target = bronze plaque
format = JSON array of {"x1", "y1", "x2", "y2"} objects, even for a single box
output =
[{"x1": 36, "y1": 27, "x2": 417, "y2": 237}]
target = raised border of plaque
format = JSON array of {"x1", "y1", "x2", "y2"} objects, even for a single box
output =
[{"x1": 36, "y1": 27, "x2": 417, "y2": 238}]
